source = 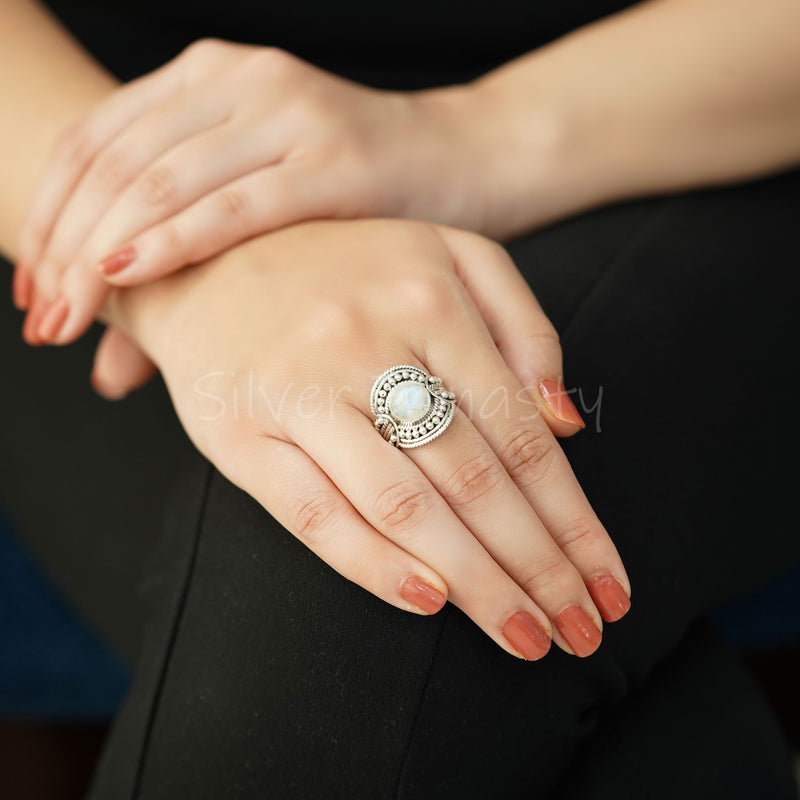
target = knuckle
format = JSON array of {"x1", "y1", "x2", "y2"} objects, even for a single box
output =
[
  {"x1": 301, "y1": 294, "x2": 368, "y2": 347},
  {"x1": 53, "y1": 120, "x2": 94, "y2": 164},
  {"x1": 556, "y1": 516, "x2": 603, "y2": 555},
  {"x1": 154, "y1": 219, "x2": 184, "y2": 254},
  {"x1": 391, "y1": 273, "x2": 456, "y2": 323},
  {"x1": 373, "y1": 479, "x2": 435, "y2": 531},
  {"x1": 183, "y1": 37, "x2": 225, "y2": 61},
  {"x1": 443, "y1": 454, "x2": 505, "y2": 509},
  {"x1": 180, "y1": 38, "x2": 234, "y2": 83},
  {"x1": 34, "y1": 262, "x2": 65, "y2": 299},
  {"x1": 19, "y1": 220, "x2": 49, "y2": 257},
  {"x1": 138, "y1": 164, "x2": 178, "y2": 206},
  {"x1": 38, "y1": 253, "x2": 68, "y2": 280},
  {"x1": 290, "y1": 491, "x2": 341, "y2": 546},
  {"x1": 91, "y1": 147, "x2": 131, "y2": 192},
  {"x1": 217, "y1": 188, "x2": 252, "y2": 227},
  {"x1": 526, "y1": 321, "x2": 560, "y2": 352},
  {"x1": 248, "y1": 46, "x2": 297, "y2": 75},
  {"x1": 519, "y1": 556, "x2": 571, "y2": 597},
  {"x1": 503, "y1": 425, "x2": 556, "y2": 487}
]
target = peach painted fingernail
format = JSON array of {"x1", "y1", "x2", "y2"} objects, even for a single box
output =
[
  {"x1": 22, "y1": 294, "x2": 46, "y2": 345},
  {"x1": 538, "y1": 379, "x2": 585, "y2": 428},
  {"x1": 502, "y1": 611, "x2": 551, "y2": 660},
  {"x1": 37, "y1": 294, "x2": 69, "y2": 342},
  {"x1": 12, "y1": 262, "x2": 33, "y2": 310},
  {"x1": 400, "y1": 575, "x2": 446, "y2": 614},
  {"x1": 555, "y1": 606, "x2": 602, "y2": 657},
  {"x1": 588, "y1": 574, "x2": 631, "y2": 623},
  {"x1": 98, "y1": 245, "x2": 136, "y2": 276}
]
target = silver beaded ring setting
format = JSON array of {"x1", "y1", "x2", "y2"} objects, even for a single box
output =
[{"x1": 370, "y1": 365, "x2": 456, "y2": 448}]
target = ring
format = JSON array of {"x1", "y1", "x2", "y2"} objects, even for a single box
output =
[{"x1": 370, "y1": 365, "x2": 456, "y2": 448}]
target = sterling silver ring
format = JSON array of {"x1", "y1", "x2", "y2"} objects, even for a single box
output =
[{"x1": 370, "y1": 365, "x2": 456, "y2": 448}]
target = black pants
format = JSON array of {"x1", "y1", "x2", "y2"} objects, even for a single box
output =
[{"x1": 2, "y1": 170, "x2": 799, "y2": 799}]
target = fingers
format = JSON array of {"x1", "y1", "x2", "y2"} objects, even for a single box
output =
[
  {"x1": 21, "y1": 291, "x2": 49, "y2": 345},
  {"x1": 26, "y1": 91, "x2": 248, "y2": 344},
  {"x1": 37, "y1": 161, "x2": 328, "y2": 344},
  {"x1": 404, "y1": 409, "x2": 604, "y2": 657},
  {"x1": 86, "y1": 120, "x2": 288, "y2": 277},
  {"x1": 18, "y1": 60, "x2": 186, "y2": 269},
  {"x1": 437, "y1": 227, "x2": 586, "y2": 436},
  {"x1": 232, "y1": 434, "x2": 450, "y2": 618},
  {"x1": 430, "y1": 330, "x2": 632, "y2": 627},
  {"x1": 33, "y1": 269, "x2": 109, "y2": 344},
  {"x1": 289, "y1": 396, "x2": 554, "y2": 661},
  {"x1": 91, "y1": 327, "x2": 157, "y2": 400},
  {"x1": 31, "y1": 87, "x2": 234, "y2": 306},
  {"x1": 96, "y1": 162, "x2": 330, "y2": 286}
]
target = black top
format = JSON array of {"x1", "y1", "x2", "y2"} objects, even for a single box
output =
[{"x1": 45, "y1": 0, "x2": 636, "y2": 87}]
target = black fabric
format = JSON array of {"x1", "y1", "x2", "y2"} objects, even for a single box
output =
[
  {"x1": 43, "y1": 0, "x2": 639, "y2": 87},
  {"x1": 3, "y1": 2, "x2": 799, "y2": 795},
  {"x1": 0, "y1": 323, "x2": 194, "y2": 664},
  {"x1": 3, "y1": 170, "x2": 799, "y2": 798}
]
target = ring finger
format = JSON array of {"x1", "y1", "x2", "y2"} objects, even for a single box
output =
[{"x1": 289, "y1": 395, "x2": 556, "y2": 661}]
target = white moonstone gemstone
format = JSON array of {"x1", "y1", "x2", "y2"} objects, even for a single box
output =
[{"x1": 387, "y1": 382, "x2": 431, "y2": 423}]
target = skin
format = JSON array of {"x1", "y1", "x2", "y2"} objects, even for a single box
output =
[
  {"x1": 2, "y1": 0, "x2": 799, "y2": 655},
  {"x1": 12, "y1": 0, "x2": 800, "y2": 359},
  {"x1": 106, "y1": 219, "x2": 631, "y2": 658}
]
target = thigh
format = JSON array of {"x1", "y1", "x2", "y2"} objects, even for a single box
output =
[{"x1": 89, "y1": 170, "x2": 800, "y2": 798}]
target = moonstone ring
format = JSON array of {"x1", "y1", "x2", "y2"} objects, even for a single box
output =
[{"x1": 370, "y1": 365, "x2": 456, "y2": 448}]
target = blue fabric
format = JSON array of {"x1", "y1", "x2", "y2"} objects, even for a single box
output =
[
  {"x1": 0, "y1": 515, "x2": 129, "y2": 718},
  {"x1": 711, "y1": 558, "x2": 800, "y2": 650}
]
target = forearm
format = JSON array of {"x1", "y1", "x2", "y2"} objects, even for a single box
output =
[
  {"x1": 469, "y1": 0, "x2": 800, "y2": 236},
  {"x1": 0, "y1": 0, "x2": 116, "y2": 257}
]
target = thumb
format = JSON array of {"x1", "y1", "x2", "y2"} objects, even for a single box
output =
[
  {"x1": 91, "y1": 326, "x2": 157, "y2": 400},
  {"x1": 435, "y1": 226, "x2": 585, "y2": 436}
]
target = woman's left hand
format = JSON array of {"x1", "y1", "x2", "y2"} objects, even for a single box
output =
[{"x1": 17, "y1": 40, "x2": 507, "y2": 346}]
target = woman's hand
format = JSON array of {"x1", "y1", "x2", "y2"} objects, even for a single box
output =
[
  {"x1": 108, "y1": 218, "x2": 631, "y2": 660},
  {"x1": 18, "y1": 40, "x2": 508, "y2": 345}
]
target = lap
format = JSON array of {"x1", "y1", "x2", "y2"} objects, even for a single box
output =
[{"x1": 3, "y1": 168, "x2": 798, "y2": 797}]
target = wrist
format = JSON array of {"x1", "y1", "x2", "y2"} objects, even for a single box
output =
[
  {"x1": 462, "y1": 74, "x2": 572, "y2": 238},
  {"x1": 412, "y1": 75, "x2": 580, "y2": 240}
]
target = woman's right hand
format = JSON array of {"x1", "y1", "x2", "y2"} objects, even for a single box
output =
[{"x1": 110, "y1": 219, "x2": 631, "y2": 659}]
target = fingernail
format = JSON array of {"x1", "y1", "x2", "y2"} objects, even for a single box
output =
[
  {"x1": 588, "y1": 574, "x2": 631, "y2": 623},
  {"x1": 98, "y1": 245, "x2": 136, "y2": 276},
  {"x1": 555, "y1": 606, "x2": 602, "y2": 657},
  {"x1": 22, "y1": 294, "x2": 46, "y2": 345},
  {"x1": 12, "y1": 261, "x2": 33, "y2": 310},
  {"x1": 538, "y1": 379, "x2": 585, "y2": 428},
  {"x1": 502, "y1": 611, "x2": 551, "y2": 660},
  {"x1": 37, "y1": 294, "x2": 69, "y2": 343},
  {"x1": 400, "y1": 575, "x2": 446, "y2": 614}
]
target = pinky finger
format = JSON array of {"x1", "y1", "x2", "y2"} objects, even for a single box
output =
[
  {"x1": 95, "y1": 162, "x2": 331, "y2": 286},
  {"x1": 234, "y1": 434, "x2": 450, "y2": 617}
]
